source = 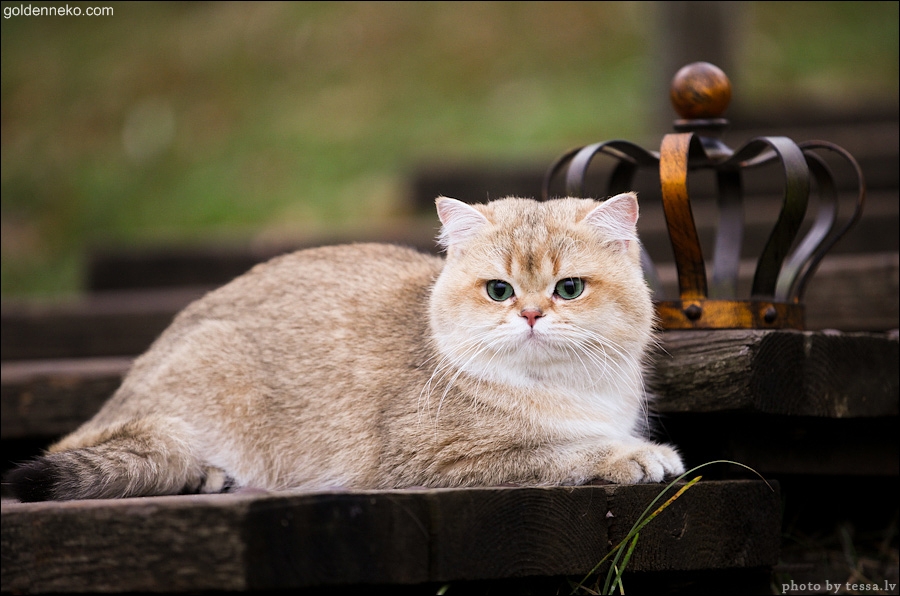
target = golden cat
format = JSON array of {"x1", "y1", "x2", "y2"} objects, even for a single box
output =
[{"x1": 5, "y1": 193, "x2": 683, "y2": 501}]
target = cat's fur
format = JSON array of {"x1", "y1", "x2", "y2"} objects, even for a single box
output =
[{"x1": 5, "y1": 193, "x2": 683, "y2": 502}]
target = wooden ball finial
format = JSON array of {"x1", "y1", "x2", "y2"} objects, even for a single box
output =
[{"x1": 670, "y1": 62, "x2": 732, "y2": 119}]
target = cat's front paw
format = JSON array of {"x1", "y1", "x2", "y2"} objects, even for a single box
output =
[{"x1": 594, "y1": 442, "x2": 685, "y2": 484}]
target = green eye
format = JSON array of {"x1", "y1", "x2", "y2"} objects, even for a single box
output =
[
  {"x1": 486, "y1": 280, "x2": 514, "y2": 301},
  {"x1": 555, "y1": 278, "x2": 584, "y2": 300}
]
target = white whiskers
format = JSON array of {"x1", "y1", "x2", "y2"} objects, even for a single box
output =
[{"x1": 419, "y1": 313, "x2": 652, "y2": 434}]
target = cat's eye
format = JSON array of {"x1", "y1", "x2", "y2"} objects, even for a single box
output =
[
  {"x1": 486, "y1": 280, "x2": 514, "y2": 301},
  {"x1": 554, "y1": 278, "x2": 584, "y2": 300}
]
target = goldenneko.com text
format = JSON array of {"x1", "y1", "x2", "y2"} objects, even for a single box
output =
[{"x1": 3, "y1": 4, "x2": 113, "y2": 19}]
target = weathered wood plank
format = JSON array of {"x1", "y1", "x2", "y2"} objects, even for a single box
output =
[
  {"x1": 801, "y1": 252, "x2": 899, "y2": 332},
  {"x1": 87, "y1": 227, "x2": 441, "y2": 292},
  {"x1": 649, "y1": 329, "x2": 899, "y2": 417},
  {"x1": 0, "y1": 480, "x2": 781, "y2": 594},
  {"x1": 1, "y1": 493, "x2": 253, "y2": 593},
  {"x1": 81, "y1": 188, "x2": 898, "y2": 295},
  {"x1": 0, "y1": 358, "x2": 131, "y2": 440},
  {"x1": 2, "y1": 330, "x2": 896, "y2": 443},
  {"x1": 1, "y1": 287, "x2": 210, "y2": 361}
]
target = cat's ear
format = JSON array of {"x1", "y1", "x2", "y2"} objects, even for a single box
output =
[
  {"x1": 435, "y1": 197, "x2": 490, "y2": 250},
  {"x1": 582, "y1": 192, "x2": 640, "y2": 249}
]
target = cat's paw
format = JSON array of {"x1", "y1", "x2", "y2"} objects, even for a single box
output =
[
  {"x1": 594, "y1": 442, "x2": 685, "y2": 484},
  {"x1": 198, "y1": 466, "x2": 234, "y2": 494}
]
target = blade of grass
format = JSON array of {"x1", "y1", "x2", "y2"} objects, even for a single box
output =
[
  {"x1": 603, "y1": 532, "x2": 641, "y2": 595},
  {"x1": 571, "y1": 459, "x2": 773, "y2": 595},
  {"x1": 601, "y1": 477, "x2": 700, "y2": 595},
  {"x1": 575, "y1": 474, "x2": 701, "y2": 592}
]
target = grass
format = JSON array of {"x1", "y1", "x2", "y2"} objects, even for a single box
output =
[
  {"x1": 569, "y1": 461, "x2": 773, "y2": 596},
  {"x1": 2, "y1": 2, "x2": 897, "y2": 299},
  {"x1": 572, "y1": 475, "x2": 703, "y2": 595}
]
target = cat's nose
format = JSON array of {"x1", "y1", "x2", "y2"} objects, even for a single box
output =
[{"x1": 520, "y1": 308, "x2": 543, "y2": 327}]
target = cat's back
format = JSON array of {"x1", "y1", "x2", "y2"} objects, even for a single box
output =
[
  {"x1": 86, "y1": 242, "x2": 444, "y2": 428},
  {"x1": 174, "y1": 242, "x2": 444, "y2": 326}
]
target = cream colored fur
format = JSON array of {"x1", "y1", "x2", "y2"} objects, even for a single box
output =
[{"x1": 20, "y1": 194, "x2": 683, "y2": 500}]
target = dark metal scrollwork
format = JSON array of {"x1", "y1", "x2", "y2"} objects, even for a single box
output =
[{"x1": 541, "y1": 62, "x2": 865, "y2": 330}]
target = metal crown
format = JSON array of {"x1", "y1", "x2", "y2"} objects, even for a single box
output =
[{"x1": 542, "y1": 62, "x2": 866, "y2": 330}]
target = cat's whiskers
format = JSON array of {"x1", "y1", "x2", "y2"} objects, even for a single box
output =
[
  {"x1": 552, "y1": 323, "x2": 650, "y2": 425},
  {"x1": 558, "y1": 342, "x2": 604, "y2": 393},
  {"x1": 563, "y1": 323, "x2": 653, "y2": 427},
  {"x1": 565, "y1": 326, "x2": 634, "y2": 381},
  {"x1": 418, "y1": 327, "x2": 501, "y2": 425}
]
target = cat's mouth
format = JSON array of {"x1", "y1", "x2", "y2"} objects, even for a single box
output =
[
  {"x1": 520, "y1": 325, "x2": 543, "y2": 341},
  {"x1": 517, "y1": 327, "x2": 559, "y2": 353}
]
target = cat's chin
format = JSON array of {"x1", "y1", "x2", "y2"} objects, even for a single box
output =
[
  {"x1": 432, "y1": 332, "x2": 598, "y2": 390},
  {"x1": 513, "y1": 327, "x2": 587, "y2": 360},
  {"x1": 468, "y1": 356, "x2": 593, "y2": 390}
]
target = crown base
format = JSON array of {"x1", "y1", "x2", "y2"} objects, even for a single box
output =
[{"x1": 655, "y1": 299, "x2": 805, "y2": 330}]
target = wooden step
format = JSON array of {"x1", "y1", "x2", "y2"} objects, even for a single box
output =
[
  {"x1": 1, "y1": 286, "x2": 210, "y2": 361},
  {"x1": 3, "y1": 330, "x2": 896, "y2": 440},
  {"x1": 3, "y1": 330, "x2": 896, "y2": 479},
  {"x1": 650, "y1": 329, "x2": 899, "y2": 418},
  {"x1": 1, "y1": 479, "x2": 781, "y2": 594}
]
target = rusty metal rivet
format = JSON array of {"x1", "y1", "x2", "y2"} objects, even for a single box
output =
[
  {"x1": 763, "y1": 307, "x2": 778, "y2": 324},
  {"x1": 684, "y1": 304, "x2": 702, "y2": 321}
]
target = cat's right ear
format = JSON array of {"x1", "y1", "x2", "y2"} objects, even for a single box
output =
[
  {"x1": 583, "y1": 192, "x2": 640, "y2": 250},
  {"x1": 435, "y1": 197, "x2": 489, "y2": 251}
]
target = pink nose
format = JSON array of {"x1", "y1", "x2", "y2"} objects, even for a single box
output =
[{"x1": 520, "y1": 308, "x2": 543, "y2": 327}]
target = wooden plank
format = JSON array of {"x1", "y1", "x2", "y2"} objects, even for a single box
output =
[
  {"x1": 0, "y1": 480, "x2": 781, "y2": 593},
  {"x1": 0, "y1": 358, "x2": 131, "y2": 440},
  {"x1": 1, "y1": 287, "x2": 209, "y2": 361},
  {"x1": 801, "y1": 252, "x2": 899, "y2": 331},
  {"x1": 650, "y1": 329, "x2": 899, "y2": 417},
  {"x1": 87, "y1": 227, "x2": 441, "y2": 292},
  {"x1": 2, "y1": 330, "x2": 896, "y2": 443},
  {"x1": 1, "y1": 493, "x2": 253, "y2": 593}
]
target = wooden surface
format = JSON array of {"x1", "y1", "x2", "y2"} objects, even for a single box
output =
[
  {"x1": 650, "y1": 329, "x2": 899, "y2": 417},
  {"x1": 1, "y1": 357, "x2": 132, "y2": 440},
  {"x1": 1, "y1": 479, "x2": 780, "y2": 594},
  {"x1": 1, "y1": 287, "x2": 211, "y2": 361},
  {"x1": 3, "y1": 330, "x2": 895, "y2": 443}
]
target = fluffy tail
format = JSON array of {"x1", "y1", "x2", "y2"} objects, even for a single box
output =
[{"x1": 3, "y1": 417, "x2": 228, "y2": 501}]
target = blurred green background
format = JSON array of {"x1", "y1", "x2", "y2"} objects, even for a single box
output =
[{"x1": 2, "y1": 1, "x2": 898, "y2": 299}]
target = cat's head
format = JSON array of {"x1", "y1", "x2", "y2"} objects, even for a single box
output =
[{"x1": 429, "y1": 194, "x2": 654, "y2": 392}]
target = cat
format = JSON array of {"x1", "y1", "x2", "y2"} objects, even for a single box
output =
[{"x1": 4, "y1": 193, "x2": 684, "y2": 502}]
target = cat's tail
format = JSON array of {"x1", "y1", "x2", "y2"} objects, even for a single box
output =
[{"x1": 3, "y1": 416, "x2": 229, "y2": 502}]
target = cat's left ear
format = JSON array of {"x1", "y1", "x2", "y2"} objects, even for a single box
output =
[
  {"x1": 582, "y1": 192, "x2": 640, "y2": 249},
  {"x1": 435, "y1": 196, "x2": 490, "y2": 251}
]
